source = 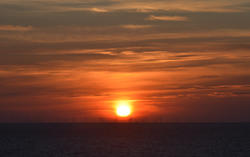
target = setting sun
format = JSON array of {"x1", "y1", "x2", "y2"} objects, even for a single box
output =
[{"x1": 115, "y1": 101, "x2": 132, "y2": 117}]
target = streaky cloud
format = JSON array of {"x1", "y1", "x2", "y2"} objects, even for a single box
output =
[
  {"x1": 121, "y1": 25, "x2": 153, "y2": 29},
  {"x1": 0, "y1": 25, "x2": 33, "y2": 31},
  {"x1": 147, "y1": 15, "x2": 188, "y2": 21}
]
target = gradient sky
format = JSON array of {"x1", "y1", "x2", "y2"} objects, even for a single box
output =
[{"x1": 0, "y1": 0, "x2": 250, "y2": 122}]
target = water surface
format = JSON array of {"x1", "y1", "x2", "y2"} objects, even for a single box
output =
[{"x1": 0, "y1": 123, "x2": 250, "y2": 157}]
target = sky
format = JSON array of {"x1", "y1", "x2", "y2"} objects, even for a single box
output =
[{"x1": 0, "y1": 0, "x2": 250, "y2": 122}]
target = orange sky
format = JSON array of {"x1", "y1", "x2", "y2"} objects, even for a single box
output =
[{"x1": 0, "y1": 0, "x2": 250, "y2": 122}]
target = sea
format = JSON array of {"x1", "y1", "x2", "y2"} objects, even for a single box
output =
[{"x1": 0, "y1": 123, "x2": 250, "y2": 157}]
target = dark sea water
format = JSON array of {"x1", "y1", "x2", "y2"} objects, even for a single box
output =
[{"x1": 0, "y1": 123, "x2": 250, "y2": 157}]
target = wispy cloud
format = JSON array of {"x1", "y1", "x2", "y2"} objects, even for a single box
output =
[
  {"x1": 1, "y1": 0, "x2": 248, "y2": 14},
  {"x1": 121, "y1": 25, "x2": 152, "y2": 29},
  {"x1": 0, "y1": 25, "x2": 33, "y2": 31},
  {"x1": 89, "y1": 7, "x2": 108, "y2": 13},
  {"x1": 147, "y1": 15, "x2": 188, "y2": 21}
]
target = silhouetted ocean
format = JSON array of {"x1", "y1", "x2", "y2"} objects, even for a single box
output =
[{"x1": 0, "y1": 123, "x2": 250, "y2": 157}]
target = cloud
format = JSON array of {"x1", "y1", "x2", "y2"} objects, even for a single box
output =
[
  {"x1": 0, "y1": 25, "x2": 33, "y2": 31},
  {"x1": 102, "y1": 0, "x2": 250, "y2": 13},
  {"x1": 89, "y1": 7, "x2": 108, "y2": 13},
  {"x1": 1, "y1": 0, "x2": 248, "y2": 15},
  {"x1": 121, "y1": 25, "x2": 152, "y2": 29},
  {"x1": 147, "y1": 15, "x2": 188, "y2": 21}
]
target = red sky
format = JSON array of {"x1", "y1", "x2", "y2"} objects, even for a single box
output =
[{"x1": 0, "y1": 0, "x2": 250, "y2": 122}]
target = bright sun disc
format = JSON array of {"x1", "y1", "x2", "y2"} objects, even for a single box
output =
[{"x1": 116, "y1": 101, "x2": 132, "y2": 117}]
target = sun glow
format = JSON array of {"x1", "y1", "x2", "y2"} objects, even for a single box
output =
[{"x1": 115, "y1": 100, "x2": 132, "y2": 117}]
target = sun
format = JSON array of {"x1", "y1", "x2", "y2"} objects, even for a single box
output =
[{"x1": 115, "y1": 100, "x2": 132, "y2": 117}]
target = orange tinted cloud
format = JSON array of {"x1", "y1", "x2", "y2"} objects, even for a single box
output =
[
  {"x1": 147, "y1": 15, "x2": 188, "y2": 21},
  {"x1": 90, "y1": 8, "x2": 108, "y2": 13},
  {"x1": 0, "y1": 25, "x2": 33, "y2": 31},
  {"x1": 121, "y1": 25, "x2": 152, "y2": 29}
]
